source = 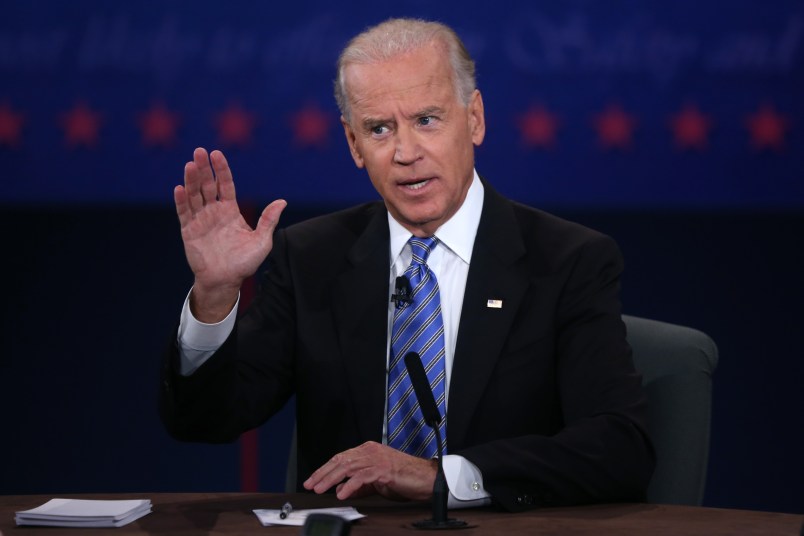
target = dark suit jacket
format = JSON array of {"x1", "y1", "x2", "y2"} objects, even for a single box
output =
[{"x1": 160, "y1": 181, "x2": 655, "y2": 511}]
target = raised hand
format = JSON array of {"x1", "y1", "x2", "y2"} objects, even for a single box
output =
[{"x1": 174, "y1": 147, "x2": 286, "y2": 322}]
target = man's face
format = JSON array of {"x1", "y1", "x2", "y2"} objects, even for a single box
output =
[{"x1": 341, "y1": 42, "x2": 485, "y2": 237}]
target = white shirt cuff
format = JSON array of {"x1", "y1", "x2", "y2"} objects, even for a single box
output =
[
  {"x1": 177, "y1": 288, "x2": 239, "y2": 376},
  {"x1": 443, "y1": 454, "x2": 492, "y2": 509}
]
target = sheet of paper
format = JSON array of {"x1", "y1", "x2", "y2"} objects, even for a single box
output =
[{"x1": 253, "y1": 506, "x2": 365, "y2": 527}]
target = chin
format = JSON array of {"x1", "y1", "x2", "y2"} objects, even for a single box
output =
[{"x1": 402, "y1": 211, "x2": 438, "y2": 226}]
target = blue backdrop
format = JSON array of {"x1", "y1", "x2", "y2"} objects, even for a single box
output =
[
  {"x1": 1, "y1": 0, "x2": 802, "y2": 207},
  {"x1": 1, "y1": 0, "x2": 802, "y2": 516}
]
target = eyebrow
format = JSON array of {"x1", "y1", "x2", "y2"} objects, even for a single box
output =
[
  {"x1": 360, "y1": 106, "x2": 447, "y2": 132},
  {"x1": 407, "y1": 106, "x2": 445, "y2": 120},
  {"x1": 361, "y1": 116, "x2": 391, "y2": 131}
]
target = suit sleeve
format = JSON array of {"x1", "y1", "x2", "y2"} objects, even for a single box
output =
[
  {"x1": 159, "y1": 229, "x2": 297, "y2": 443},
  {"x1": 456, "y1": 233, "x2": 656, "y2": 511}
]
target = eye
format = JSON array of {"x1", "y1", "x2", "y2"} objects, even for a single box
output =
[
  {"x1": 371, "y1": 124, "x2": 389, "y2": 136},
  {"x1": 418, "y1": 116, "x2": 436, "y2": 126}
]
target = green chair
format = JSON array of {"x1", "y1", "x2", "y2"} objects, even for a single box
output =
[{"x1": 624, "y1": 315, "x2": 719, "y2": 505}]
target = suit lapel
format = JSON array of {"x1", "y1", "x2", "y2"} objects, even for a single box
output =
[
  {"x1": 448, "y1": 185, "x2": 529, "y2": 449},
  {"x1": 332, "y1": 205, "x2": 390, "y2": 443},
  {"x1": 326, "y1": 189, "x2": 530, "y2": 447}
]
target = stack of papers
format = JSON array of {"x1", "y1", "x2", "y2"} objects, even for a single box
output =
[
  {"x1": 253, "y1": 506, "x2": 365, "y2": 527},
  {"x1": 16, "y1": 498, "x2": 152, "y2": 528}
]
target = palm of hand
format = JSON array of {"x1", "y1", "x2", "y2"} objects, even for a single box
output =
[
  {"x1": 174, "y1": 148, "x2": 286, "y2": 321},
  {"x1": 181, "y1": 197, "x2": 270, "y2": 290}
]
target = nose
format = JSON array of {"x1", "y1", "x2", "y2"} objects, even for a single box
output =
[{"x1": 393, "y1": 127, "x2": 422, "y2": 165}]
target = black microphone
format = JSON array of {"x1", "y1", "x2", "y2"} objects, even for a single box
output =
[
  {"x1": 404, "y1": 352, "x2": 468, "y2": 530},
  {"x1": 404, "y1": 352, "x2": 441, "y2": 426},
  {"x1": 391, "y1": 275, "x2": 412, "y2": 308}
]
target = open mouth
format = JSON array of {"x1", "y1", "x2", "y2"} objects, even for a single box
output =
[{"x1": 400, "y1": 178, "x2": 432, "y2": 190}]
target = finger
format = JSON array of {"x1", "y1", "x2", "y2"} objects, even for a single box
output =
[
  {"x1": 304, "y1": 452, "x2": 356, "y2": 494},
  {"x1": 184, "y1": 148, "x2": 211, "y2": 213},
  {"x1": 335, "y1": 480, "x2": 375, "y2": 500},
  {"x1": 198, "y1": 148, "x2": 219, "y2": 205},
  {"x1": 210, "y1": 150, "x2": 236, "y2": 202},
  {"x1": 303, "y1": 460, "x2": 332, "y2": 491},
  {"x1": 174, "y1": 185, "x2": 192, "y2": 228},
  {"x1": 334, "y1": 467, "x2": 379, "y2": 500},
  {"x1": 306, "y1": 462, "x2": 349, "y2": 494},
  {"x1": 255, "y1": 199, "x2": 287, "y2": 242},
  {"x1": 184, "y1": 161, "x2": 202, "y2": 214}
]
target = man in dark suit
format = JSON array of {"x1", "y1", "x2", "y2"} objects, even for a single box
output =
[{"x1": 160, "y1": 18, "x2": 654, "y2": 511}]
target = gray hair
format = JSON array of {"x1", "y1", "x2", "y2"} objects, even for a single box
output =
[{"x1": 334, "y1": 18, "x2": 476, "y2": 123}]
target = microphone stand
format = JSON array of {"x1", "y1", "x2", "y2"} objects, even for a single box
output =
[
  {"x1": 412, "y1": 420, "x2": 468, "y2": 530},
  {"x1": 403, "y1": 352, "x2": 470, "y2": 530}
]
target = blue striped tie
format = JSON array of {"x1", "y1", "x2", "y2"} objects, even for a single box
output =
[{"x1": 387, "y1": 236, "x2": 447, "y2": 458}]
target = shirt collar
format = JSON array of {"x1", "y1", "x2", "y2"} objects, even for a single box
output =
[{"x1": 388, "y1": 169, "x2": 484, "y2": 266}]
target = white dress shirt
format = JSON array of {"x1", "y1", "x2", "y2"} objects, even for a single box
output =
[{"x1": 178, "y1": 170, "x2": 491, "y2": 508}]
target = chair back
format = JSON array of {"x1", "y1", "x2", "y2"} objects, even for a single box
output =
[{"x1": 624, "y1": 315, "x2": 719, "y2": 505}]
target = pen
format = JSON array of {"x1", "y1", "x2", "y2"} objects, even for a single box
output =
[{"x1": 279, "y1": 502, "x2": 293, "y2": 519}]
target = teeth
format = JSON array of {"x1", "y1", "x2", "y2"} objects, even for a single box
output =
[{"x1": 405, "y1": 179, "x2": 428, "y2": 190}]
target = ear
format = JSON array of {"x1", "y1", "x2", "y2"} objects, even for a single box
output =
[
  {"x1": 468, "y1": 89, "x2": 486, "y2": 146},
  {"x1": 341, "y1": 116, "x2": 365, "y2": 168}
]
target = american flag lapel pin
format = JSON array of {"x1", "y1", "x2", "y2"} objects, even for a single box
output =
[{"x1": 486, "y1": 299, "x2": 503, "y2": 309}]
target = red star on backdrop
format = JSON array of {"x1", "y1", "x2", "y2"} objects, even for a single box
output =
[
  {"x1": 60, "y1": 101, "x2": 103, "y2": 148},
  {"x1": 0, "y1": 102, "x2": 25, "y2": 148},
  {"x1": 669, "y1": 104, "x2": 713, "y2": 151},
  {"x1": 215, "y1": 102, "x2": 258, "y2": 147},
  {"x1": 138, "y1": 102, "x2": 181, "y2": 148},
  {"x1": 745, "y1": 103, "x2": 789, "y2": 152},
  {"x1": 289, "y1": 103, "x2": 331, "y2": 148},
  {"x1": 516, "y1": 105, "x2": 561, "y2": 149},
  {"x1": 593, "y1": 104, "x2": 638, "y2": 150}
]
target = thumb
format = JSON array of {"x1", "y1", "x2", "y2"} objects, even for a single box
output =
[{"x1": 255, "y1": 198, "x2": 287, "y2": 240}]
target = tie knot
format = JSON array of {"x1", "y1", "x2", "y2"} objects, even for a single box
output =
[{"x1": 408, "y1": 236, "x2": 438, "y2": 265}]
